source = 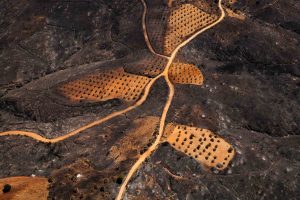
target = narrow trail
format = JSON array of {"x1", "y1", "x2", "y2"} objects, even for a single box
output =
[
  {"x1": 0, "y1": 0, "x2": 171, "y2": 144},
  {"x1": 0, "y1": 0, "x2": 225, "y2": 199},
  {"x1": 0, "y1": 76, "x2": 161, "y2": 143},
  {"x1": 116, "y1": 1, "x2": 225, "y2": 199},
  {"x1": 140, "y1": 0, "x2": 170, "y2": 59}
]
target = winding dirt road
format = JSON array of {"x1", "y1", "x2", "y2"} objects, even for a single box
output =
[
  {"x1": 115, "y1": 0, "x2": 225, "y2": 199},
  {"x1": 140, "y1": 0, "x2": 170, "y2": 59},
  {"x1": 0, "y1": 0, "x2": 225, "y2": 199},
  {"x1": 0, "y1": 2, "x2": 171, "y2": 143},
  {"x1": 0, "y1": 76, "x2": 160, "y2": 143}
]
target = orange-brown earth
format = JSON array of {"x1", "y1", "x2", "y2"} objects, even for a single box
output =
[{"x1": 0, "y1": 177, "x2": 48, "y2": 200}]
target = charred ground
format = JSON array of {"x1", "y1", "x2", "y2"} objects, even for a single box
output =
[{"x1": 0, "y1": 0, "x2": 299, "y2": 199}]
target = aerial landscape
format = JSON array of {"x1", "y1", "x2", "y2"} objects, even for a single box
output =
[{"x1": 0, "y1": 0, "x2": 299, "y2": 199}]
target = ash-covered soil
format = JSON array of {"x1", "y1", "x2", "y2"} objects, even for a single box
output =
[{"x1": 0, "y1": 0, "x2": 299, "y2": 199}]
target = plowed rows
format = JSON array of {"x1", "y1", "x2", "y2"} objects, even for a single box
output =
[
  {"x1": 165, "y1": 124, "x2": 235, "y2": 170},
  {"x1": 124, "y1": 56, "x2": 167, "y2": 77},
  {"x1": 164, "y1": 3, "x2": 218, "y2": 55},
  {"x1": 58, "y1": 68, "x2": 151, "y2": 102},
  {"x1": 169, "y1": 62, "x2": 204, "y2": 85},
  {"x1": 146, "y1": 5, "x2": 169, "y2": 55}
]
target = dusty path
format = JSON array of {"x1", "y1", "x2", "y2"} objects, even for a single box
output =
[
  {"x1": 0, "y1": 0, "x2": 170, "y2": 143},
  {"x1": 140, "y1": 0, "x2": 170, "y2": 59},
  {"x1": 0, "y1": 75, "x2": 161, "y2": 143},
  {"x1": 115, "y1": 0, "x2": 225, "y2": 199},
  {"x1": 0, "y1": 0, "x2": 225, "y2": 199}
]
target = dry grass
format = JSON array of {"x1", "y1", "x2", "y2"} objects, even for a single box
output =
[
  {"x1": 108, "y1": 116, "x2": 159, "y2": 164},
  {"x1": 165, "y1": 124, "x2": 235, "y2": 170},
  {"x1": 225, "y1": 7, "x2": 246, "y2": 20},
  {"x1": 58, "y1": 68, "x2": 151, "y2": 102},
  {"x1": 0, "y1": 176, "x2": 48, "y2": 200}
]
